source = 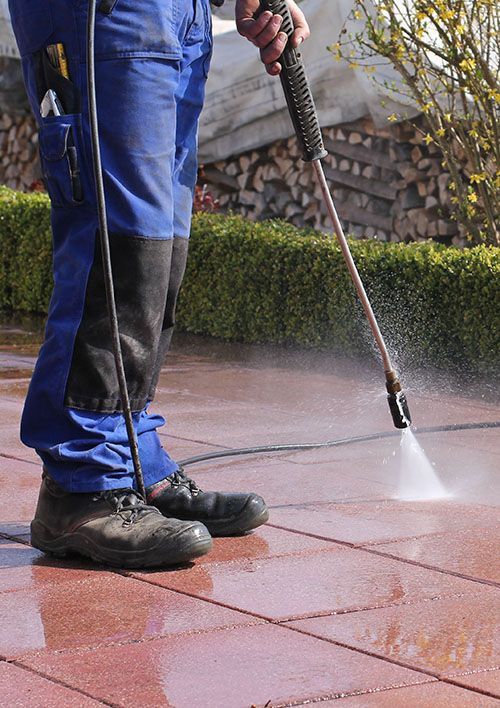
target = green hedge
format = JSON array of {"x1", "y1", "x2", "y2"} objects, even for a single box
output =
[
  {"x1": 1, "y1": 186, "x2": 499, "y2": 375},
  {"x1": 0, "y1": 187, "x2": 52, "y2": 313}
]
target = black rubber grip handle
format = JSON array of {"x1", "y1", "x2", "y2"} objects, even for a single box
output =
[{"x1": 258, "y1": 0, "x2": 326, "y2": 162}]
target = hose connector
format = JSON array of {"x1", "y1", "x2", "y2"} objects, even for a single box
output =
[{"x1": 385, "y1": 370, "x2": 411, "y2": 429}]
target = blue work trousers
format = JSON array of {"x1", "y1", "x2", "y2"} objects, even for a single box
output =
[{"x1": 8, "y1": 0, "x2": 212, "y2": 491}]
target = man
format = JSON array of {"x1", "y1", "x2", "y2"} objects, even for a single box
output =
[{"x1": 8, "y1": 0, "x2": 309, "y2": 568}]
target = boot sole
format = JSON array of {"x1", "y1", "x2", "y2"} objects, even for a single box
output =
[
  {"x1": 30, "y1": 519, "x2": 212, "y2": 569},
  {"x1": 203, "y1": 500, "x2": 270, "y2": 537}
]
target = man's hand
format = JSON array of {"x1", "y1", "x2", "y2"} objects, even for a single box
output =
[{"x1": 235, "y1": 0, "x2": 310, "y2": 76}]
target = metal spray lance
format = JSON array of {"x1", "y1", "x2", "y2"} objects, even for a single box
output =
[{"x1": 257, "y1": 0, "x2": 412, "y2": 429}]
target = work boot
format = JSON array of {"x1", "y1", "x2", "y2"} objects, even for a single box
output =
[
  {"x1": 30, "y1": 472, "x2": 212, "y2": 568},
  {"x1": 146, "y1": 468, "x2": 269, "y2": 536}
]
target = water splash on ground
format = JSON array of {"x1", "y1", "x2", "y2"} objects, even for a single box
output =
[{"x1": 397, "y1": 428, "x2": 450, "y2": 501}]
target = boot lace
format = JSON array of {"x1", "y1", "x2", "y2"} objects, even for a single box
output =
[
  {"x1": 169, "y1": 469, "x2": 202, "y2": 495},
  {"x1": 96, "y1": 489, "x2": 150, "y2": 525}
]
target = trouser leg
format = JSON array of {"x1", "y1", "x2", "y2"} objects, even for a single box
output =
[
  {"x1": 10, "y1": 0, "x2": 211, "y2": 492},
  {"x1": 138, "y1": 3, "x2": 213, "y2": 488}
]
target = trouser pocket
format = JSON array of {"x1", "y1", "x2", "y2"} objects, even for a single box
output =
[{"x1": 38, "y1": 115, "x2": 85, "y2": 207}]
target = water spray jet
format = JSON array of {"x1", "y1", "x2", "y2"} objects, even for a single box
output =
[{"x1": 256, "y1": 0, "x2": 412, "y2": 430}]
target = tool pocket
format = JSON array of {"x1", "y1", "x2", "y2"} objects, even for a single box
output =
[
  {"x1": 39, "y1": 116, "x2": 85, "y2": 208},
  {"x1": 8, "y1": 0, "x2": 54, "y2": 56}
]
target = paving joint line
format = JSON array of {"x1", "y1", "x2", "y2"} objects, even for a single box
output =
[
  {"x1": 157, "y1": 432, "x2": 233, "y2": 449},
  {"x1": 362, "y1": 523, "x2": 500, "y2": 548},
  {"x1": 10, "y1": 658, "x2": 114, "y2": 706},
  {"x1": 0, "y1": 531, "x2": 31, "y2": 544},
  {"x1": 116, "y1": 569, "x2": 270, "y2": 623},
  {"x1": 0, "y1": 452, "x2": 38, "y2": 465},
  {"x1": 361, "y1": 547, "x2": 500, "y2": 588},
  {"x1": 12, "y1": 618, "x2": 266, "y2": 662},
  {"x1": 442, "y1": 672, "x2": 500, "y2": 701},
  {"x1": 274, "y1": 588, "x2": 490, "y2": 621},
  {"x1": 269, "y1": 497, "x2": 391, "y2": 510},
  {"x1": 270, "y1": 680, "x2": 438, "y2": 707},
  {"x1": 267, "y1": 523, "x2": 499, "y2": 588},
  {"x1": 278, "y1": 677, "x2": 497, "y2": 706}
]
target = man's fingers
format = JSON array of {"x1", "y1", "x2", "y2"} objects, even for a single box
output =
[
  {"x1": 236, "y1": 9, "x2": 272, "y2": 40},
  {"x1": 252, "y1": 14, "x2": 283, "y2": 49},
  {"x1": 235, "y1": 0, "x2": 311, "y2": 75},
  {"x1": 259, "y1": 31, "x2": 288, "y2": 65},
  {"x1": 291, "y1": 27, "x2": 306, "y2": 48},
  {"x1": 289, "y1": 0, "x2": 310, "y2": 45},
  {"x1": 265, "y1": 61, "x2": 281, "y2": 76}
]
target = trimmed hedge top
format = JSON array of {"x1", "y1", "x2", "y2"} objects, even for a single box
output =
[{"x1": 1, "y1": 186, "x2": 499, "y2": 375}]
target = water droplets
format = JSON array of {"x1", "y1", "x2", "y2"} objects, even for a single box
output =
[{"x1": 397, "y1": 428, "x2": 450, "y2": 501}]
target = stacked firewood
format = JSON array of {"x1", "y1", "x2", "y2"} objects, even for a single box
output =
[
  {"x1": 0, "y1": 112, "x2": 40, "y2": 191},
  {"x1": 0, "y1": 108, "x2": 464, "y2": 244},
  {"x1": 201, "y1": 117, "x2": 464, "y2": 245}
]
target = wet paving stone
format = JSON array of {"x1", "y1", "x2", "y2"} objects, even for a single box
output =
[
  {"x1": 0, "y1": 574, "x2": 261, "y2": 659},
  {"x1": 0, "y1": 661, "x2": 102, "y2": 706},
  {"x1": 135, "y1": 545, "x2": 489, "y2": 621},
  {"x1": 288, "y1": 589, "x2": 500, "y2": 676},
  {"x1": 20, "y1": 623, "x2": 430, "y2": 707},
  {"x1": 317, "y1": 680, "x2": 499, "y2": 706},
  {"x1": 451, "y1": 669, "x2": 500, "y2": 697},
  {"x1": 373, "y1": 526, "x2": 500, "y2": 584},
  {"x1": 269, "y1": 499, "x2": 499, "y2": 546},
  {"x1": 0, "y1": 539, "x2": 103, "y2": 594}
]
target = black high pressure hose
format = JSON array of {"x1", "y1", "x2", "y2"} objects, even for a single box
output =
[
  {"x1": 86, "y1": 0, "x2": 146, "y2": 498},
  {"x1": 179, "y1": 421, "x2": 500, "y2": 467}
]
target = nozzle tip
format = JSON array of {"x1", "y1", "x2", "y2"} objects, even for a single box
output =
[{"x1": 387, "y1": 390, "x2": 412, "y2": 429}]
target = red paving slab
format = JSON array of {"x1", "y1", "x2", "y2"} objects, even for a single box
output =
[
  {"x1": 0, "y1": 574, "x2": 261, "y2": 659},
  {"x1": 188, "y1": 457, "x2": 395, "y2": 507},
  {"x1": 158, "y1": 397, "x2": 340, "y2": 448},
  {"x1": 288, "y1": 590, "x2": 500, "y2": 677},
  {"x1": 318, "y1": 681, "x2": 499, "y2": 705},
  {"x1": 445, "y1": 427, "x2": 500, "y2": 455},
  {"x1": 451, "y1": 669, "x2": 500, "y2": 697},
  {"x1": 373, "y1": 526, "x2": 500, "y2": 584},
  {"x1": 20, "y1": 623, "x2": 431, "y2": 707},
  {"x1": 0, "y1": 661, "x2": 102, "y2": 707},
  {"x1": 269, "y1": 499, "x2": 499, "y2": 546},
  {"x1": 135, "y1": 545, "x2": 488, "y2": 621},
  {"x1": 0, "y1": 539, "x2": 101, "y2": 593}
]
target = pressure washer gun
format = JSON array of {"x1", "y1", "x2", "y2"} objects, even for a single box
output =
[{"x1": 257, "y1": 0, "x2": 412, "y2": 429}]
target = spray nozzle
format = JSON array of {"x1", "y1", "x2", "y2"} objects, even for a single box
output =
[{"x1": 385, "y1": 371, "x2": 412, "y2": 429}]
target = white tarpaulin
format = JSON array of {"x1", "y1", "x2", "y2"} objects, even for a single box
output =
[
  {"x1": 0, "y1": 0, "x2": 17, "y2": 57},
  {"x1": 0, "y1": 0, "x2": 417, "y2": 161},
  {"x1": 201, "y1": 0, "x2": 418, "y2": 162}
]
